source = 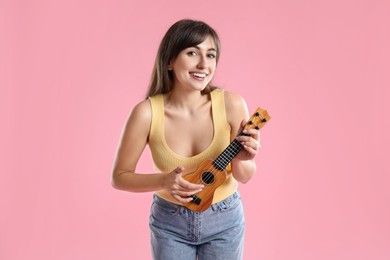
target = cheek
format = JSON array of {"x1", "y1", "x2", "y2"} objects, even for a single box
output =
[{"x1": 210, "y1": 64, "x2": 217, "y2": 74}]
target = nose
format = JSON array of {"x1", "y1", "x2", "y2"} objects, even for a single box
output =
[{"x1": 196, "y1": 55, "x2": 208, "y2": 69}]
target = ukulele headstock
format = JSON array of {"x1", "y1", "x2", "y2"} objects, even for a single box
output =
[{"x1": 244, "y1": 107, "x2": 271, "y2": 131}]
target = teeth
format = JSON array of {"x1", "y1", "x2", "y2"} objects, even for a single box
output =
[{"x1": 192, "y1": 73, "x2": 206, "y2": 78}]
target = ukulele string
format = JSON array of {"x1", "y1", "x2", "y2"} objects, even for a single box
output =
[
  {"x1": 197, "y1": 113, "x2": 265, "y2": 188},
  {"x1": 196, "y1": 136, "x2": 241, "y2": 188},
  {"x1": 199, "y1": 132, "x2": 242, "y2": 186},
  {"x1": 197, "y1": 112, "x2": 264, "y2": 187}
]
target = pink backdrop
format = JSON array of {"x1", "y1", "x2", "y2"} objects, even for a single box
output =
[{"x1": 1, "y1": 0, "x2": 389, "y2": 259}]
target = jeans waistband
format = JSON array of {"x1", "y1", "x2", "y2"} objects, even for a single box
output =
[
  {"x1": 153, "y1": 190, "x2": 240, "y2": 213},
  {"x1": 210, "y1": 190, "x2": 241, "y2": 211}
]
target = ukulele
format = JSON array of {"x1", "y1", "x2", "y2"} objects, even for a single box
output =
[{"x1": 182, "y1": 107, "x2": 271, "y2": 212}]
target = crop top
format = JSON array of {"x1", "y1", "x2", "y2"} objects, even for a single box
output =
[{"x1": 148, "y1": 89, "x2": 238, "y2": 204}]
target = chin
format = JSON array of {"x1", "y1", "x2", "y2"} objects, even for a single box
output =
[
  {"x1": 194, "y1": 82, "x2": 211, "y2": 91},
  {"x1": 193, "y1": 85, "x2": 208, "y2": 92}
]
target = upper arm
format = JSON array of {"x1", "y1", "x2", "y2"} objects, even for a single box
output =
[
  {"x1": 112, "y1": 99, "x2": 152, "y2": 177},
  {"x1": 224, "y1": 91, "x2": 250, "y2": 141}
]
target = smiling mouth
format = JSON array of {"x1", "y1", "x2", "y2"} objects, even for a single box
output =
[{"x1": 190, "y1": 72, "x2": 207, "y2": 79}]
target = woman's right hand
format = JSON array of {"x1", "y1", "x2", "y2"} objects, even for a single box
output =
[{"x1": 163, "y1": 166, "x2": 204, "y2": 203}]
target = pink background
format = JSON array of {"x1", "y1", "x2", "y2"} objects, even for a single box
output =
[{"x1": 1, "y1": 0, "x2": 389, "y2": 259}]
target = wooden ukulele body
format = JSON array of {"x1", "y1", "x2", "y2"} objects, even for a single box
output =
[{"x1": 182, "y1": 160, "x2": 227, "y2": 212}]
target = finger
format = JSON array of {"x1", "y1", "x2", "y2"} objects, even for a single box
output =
[
  {"x1": 242, "y1": 144, "x2": 259, "y2": 155},
  {"x1": 172, "y1": 194, "x2": 193, "y2": 203},
  {"x1": 174, "y1": 166, "x2": 185, "y2": 174},
  {"x1": 179, "y1": 179, "x2": 204, "y2": 190},
  {"x1": 241, "y1": 140, "x2": 261, "y2": 151},
  {"x1": 241, "y1": 119, "x2": 247, "y2": 128},
  {"x1": 242, "y1": 129, "x2": 260, "y2": 139},
  {"x1": 238, "y1": 136, "x2": 260, "y2": 150},
  {"x1": 236, "y1": 135, "x2": 252, "y2": 142},
  {"x1": 236, "y1": 119, "x2": 247, "y2": 135},
  {"x1": 173, "y1": 189, "x2": 203, "y2": 197},
  {"x1": 236, "y1": 136, "x2": 260, "y2": 146}
]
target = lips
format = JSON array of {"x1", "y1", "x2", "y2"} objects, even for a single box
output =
[{"x1": 190, "y1": 72, "x2": 207, "y2": 80}]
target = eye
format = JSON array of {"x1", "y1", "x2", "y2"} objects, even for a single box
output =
[
  {"x1": 207, "y1": 53, "x2": 216, "y2": 59},
  {"x1": 187, "y1": 51, "x2": 197, "y2": 56}
]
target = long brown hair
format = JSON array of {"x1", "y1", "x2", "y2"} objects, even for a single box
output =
[{"x1": 147, "y1": 19, "x2": 221, "y2": 97}]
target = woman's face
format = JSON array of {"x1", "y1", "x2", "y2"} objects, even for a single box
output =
[{"x1": 169, "y1": 36, "x2": 217, "y2": 92}]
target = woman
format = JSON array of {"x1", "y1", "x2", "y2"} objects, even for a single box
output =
[{"x1": 112, "y1": 19, "x2": 260, "y2": 260}]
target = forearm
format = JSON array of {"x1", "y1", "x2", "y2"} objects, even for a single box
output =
[
  {"x1": 111, "y1": 171, "x2": 167, "y2": 193},
  {"x1": 231, "y1": 158, "x2": 257, "y2": 184}
]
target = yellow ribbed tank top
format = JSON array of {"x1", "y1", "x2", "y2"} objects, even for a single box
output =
[{"x1": 148, "y1": 89, "x2": 238, "y2": 205}]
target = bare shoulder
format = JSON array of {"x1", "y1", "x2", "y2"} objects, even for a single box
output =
[
  {"x1": 130, "y1": 99, "x2": 152, "y2": 122},
  {"x1": 224, "y1": 90, "x2": 249, "y2": 121},
  {"x1": 124, "y1": 98, "x2": 152, "y2": 138}
]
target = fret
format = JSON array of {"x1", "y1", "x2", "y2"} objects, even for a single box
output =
[{"x1": 213, "y1": 132, "x2": 249, "y2": 170}]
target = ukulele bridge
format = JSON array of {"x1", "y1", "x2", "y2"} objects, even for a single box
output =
[{"x1": 189, "y1": 194, "x2": 202, "y2": 205}]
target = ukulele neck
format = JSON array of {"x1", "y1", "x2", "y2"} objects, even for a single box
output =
[
  {"x1": 212, "y1": 107, "x2": 271, "y2": 171},
  {"x1": 213, "y1": 132, "x2": 248, "y2": 171}
]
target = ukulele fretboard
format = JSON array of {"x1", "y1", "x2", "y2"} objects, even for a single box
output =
[{"x1": 213, "y1": 132, "x2": 248, "y2": 170}]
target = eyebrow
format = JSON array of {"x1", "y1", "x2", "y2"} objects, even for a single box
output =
[{"x1": 193, "y1": 46, "x2": 217, "y2": 52}]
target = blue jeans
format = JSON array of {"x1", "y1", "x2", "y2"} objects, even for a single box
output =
[{"x1": 149, "y1": 191, "x2": 245, "y2": 260}]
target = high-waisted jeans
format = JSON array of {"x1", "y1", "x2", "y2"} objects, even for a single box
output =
[{"x1": 149, "y1": 190, "x2": 245, "y2": 260}]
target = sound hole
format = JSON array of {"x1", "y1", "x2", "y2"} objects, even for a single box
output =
[{"x1": 201, "y1": 171, "x2": 215, "y2": 185}]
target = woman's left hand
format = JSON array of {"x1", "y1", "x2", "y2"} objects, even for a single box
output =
[{"x1": 235, "y1": 119, "x2": 261, "y2": 161}]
